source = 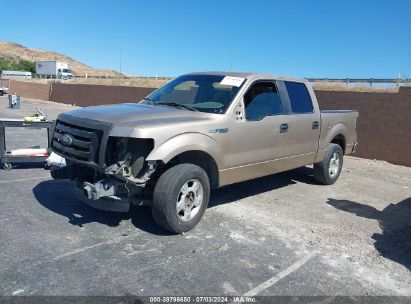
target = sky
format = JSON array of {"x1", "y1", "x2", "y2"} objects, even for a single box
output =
[{"x1": 2, "y1": 0, "x2": 410, "y2": 78}]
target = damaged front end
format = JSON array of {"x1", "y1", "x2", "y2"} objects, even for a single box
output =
[{"x1": 51, "y1": 135, "x2": 158, "y2": 212}]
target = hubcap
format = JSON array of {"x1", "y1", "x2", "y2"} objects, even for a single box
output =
[
  {"x1": 176, "y1": 179, "x2": 204, "y2": 221},
  {"x1": 329, "y1": 152, "x2": 340, "y2": 178}
]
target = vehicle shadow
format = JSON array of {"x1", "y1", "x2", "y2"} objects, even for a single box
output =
[
  {"x1": 33, "y1": 166, "x2": 318, "y2": 235},
  {"x1": 209, "y1": 166, "x2": 317, "y2": 207},
  {"x1": 32, "y1": 179, "x2": 169, "y2": 235},
  {"x1": 326, "y1": 197, "x2": 411, "y2": 270}
]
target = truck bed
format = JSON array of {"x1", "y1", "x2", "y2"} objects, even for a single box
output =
[
  {"x1": 321, "y1": 110, "x2": 358, "y2": 113},
  {"x1": 318, "y1": 110, "x2": 359, "y2": 155}
]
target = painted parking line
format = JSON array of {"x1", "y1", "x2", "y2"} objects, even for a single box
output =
[
  {"x1": 243, "y1": 251, "x2": 318, "y2": 296},
  {"x1": 25, "y1": 234, "x2": 151, "y2": 270},
  {"x1": 0, "y1": 176, "x2": 50, "y2": 184}
]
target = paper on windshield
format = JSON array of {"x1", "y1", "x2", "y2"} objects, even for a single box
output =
[{"x1": 220, "y1": 76, "x2": 245, "y2": 87}]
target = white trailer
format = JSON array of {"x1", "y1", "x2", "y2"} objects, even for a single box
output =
[
  {"x1": 35, "y1": 61, "x2": 74, "y2": 79},
  {"x1": 1, "y1": 70, "x2": 32, "y2": 80}
]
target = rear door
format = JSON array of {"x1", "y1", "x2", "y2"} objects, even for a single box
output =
[{"x1": 281, "y1": 81, "x2": 321, "y2": 169}]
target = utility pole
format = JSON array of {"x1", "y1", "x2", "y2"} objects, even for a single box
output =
[{"x1": 119, "y1": 48, "x2": 122, "y2": 86}]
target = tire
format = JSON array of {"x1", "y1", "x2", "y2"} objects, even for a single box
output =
[
  {"x1": 3, "y1": 163, "x2": 12, "y2": 171},
  {"x1": 313, "y1": 143, "x2": 343, "y2": 185},
  {"x1": 151, "y1": 164, "x2": 210, "y2": 233}
]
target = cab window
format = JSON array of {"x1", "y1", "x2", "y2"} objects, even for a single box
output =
[
  {"x1": 244, "y1": 82, "x2": 283, "y2": 121},
  {"x1": 284, "y1": 81, "x2": 313, "y2": 113}
]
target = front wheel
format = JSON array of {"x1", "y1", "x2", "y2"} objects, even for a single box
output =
[
  {"x1": 313, "y1": 143, "x2": 343, "y2": 185},
  {"x1": 151, "y1": 164, "x2": 210, "y2": 233}
]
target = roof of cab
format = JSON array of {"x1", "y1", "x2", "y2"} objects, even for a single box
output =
[{"x1": 185, "y1": 71, "x2": 308, "y2": 83}]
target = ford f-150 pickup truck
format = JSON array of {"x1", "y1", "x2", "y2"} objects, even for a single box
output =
[{"x1": 51, "y1": 72, "x2": 358, "y2": 233}]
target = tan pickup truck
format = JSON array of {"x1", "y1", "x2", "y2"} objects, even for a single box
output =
[{"x1": 51, "y1": 72, "x2": 358, "y2": 233}]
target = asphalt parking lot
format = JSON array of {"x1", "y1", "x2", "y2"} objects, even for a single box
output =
[{"x1": 0, "y1": 96, "x2": 410, "y2": 297}]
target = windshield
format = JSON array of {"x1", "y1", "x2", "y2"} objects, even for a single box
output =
[{"x1": 140, "y1": 74, "x2": 244, "y2": 114}]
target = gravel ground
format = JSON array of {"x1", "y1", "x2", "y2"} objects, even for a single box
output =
[{"x1": 0, "y1": 96, "x2": 410, "y2": 297}]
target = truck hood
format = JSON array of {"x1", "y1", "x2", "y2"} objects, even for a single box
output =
[{"x1": 61, "y1": 103, "x2": 213, "y2": 127}]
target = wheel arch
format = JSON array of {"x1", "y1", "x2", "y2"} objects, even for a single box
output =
[
  {"x1": 330, "y1": 134, "x2": 346, "y2": 154},
  {"x1": 315, "y1": 122, "x2": 349, "y2": 163},
  {"x1": 321, "y1": 122, "x2": 348, "y2": 153},
  {"x1": 146, "y1": 133, "x2": 225, "y2": 188},
  {"x1": 169, "y1": 150, "x2": 220, "y2": 189}
]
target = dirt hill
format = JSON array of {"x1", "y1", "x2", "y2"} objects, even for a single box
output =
[{"x1": 0, "y1": 41, "x2": 123, "y2": 77}]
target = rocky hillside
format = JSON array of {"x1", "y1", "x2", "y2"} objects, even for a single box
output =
[{"x1": 0, "y1": 41, "x2": 123, "y2": 77}]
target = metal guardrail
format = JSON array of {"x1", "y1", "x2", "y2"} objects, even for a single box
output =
[
  {"x1": 306, "y1": 78, "x2": 411, "y2": 86},
  {"x1": 32, "y1": 75, "x2": 173, "y2": 81},
  {"x1": 10, "y1": 75, "x2": 411, "y2": 86},
  {"x1": 64, "y1": 76, "x2": 411, "y2": 85}
]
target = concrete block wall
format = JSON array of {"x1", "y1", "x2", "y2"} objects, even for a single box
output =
[
  {"x1": 50, "y1": 83, "x2": 156, "y2": 107},
  {"x1": 315, "y1": 87, "x2": 411, "y2": 166},
  {"x1": 9, "y1": 81, "x2": 51, "y2": 101}
]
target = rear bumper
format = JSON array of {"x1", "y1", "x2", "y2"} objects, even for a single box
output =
[
  {"x1": 351, "y1": 141, "x2": 358, "y2": 153},
  {"x1": 345, "y1": 141, "x2": 358, "y2": 155}
]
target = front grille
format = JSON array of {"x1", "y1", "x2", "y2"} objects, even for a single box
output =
[{"x1": 52, "y1": 120, "x2": 103, "y2": 164}]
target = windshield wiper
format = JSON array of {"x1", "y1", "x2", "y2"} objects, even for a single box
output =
[{"x1": 157, "y1": 102, "x2": 199, "y2": 112}]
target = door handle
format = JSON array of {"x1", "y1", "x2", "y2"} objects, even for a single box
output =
[
  {"x1": 312, "y1": 121, "x2": 320, "y2": 129},
  {"x1": 280, "y1": 123, "x2": 288, "y2": 133}
]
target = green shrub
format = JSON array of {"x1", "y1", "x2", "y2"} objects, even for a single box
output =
[{"x1": 0, "y1": 57, "x2": 36, "y2": 73}]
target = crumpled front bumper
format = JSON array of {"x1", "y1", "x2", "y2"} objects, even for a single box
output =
[{"x1": 74, "y1": 185, "x2": 130, "y2": 212}]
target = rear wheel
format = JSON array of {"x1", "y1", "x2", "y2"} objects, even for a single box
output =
[
  {"x1": 313, "y1": 143, "x2": 343, "y2": 185},
  {"x1": 151, "y1": 164, "x2": 210, "y2": 233}
]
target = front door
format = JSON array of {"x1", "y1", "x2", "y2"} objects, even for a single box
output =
[{"x1": 221, "y1": 81, "x2": 290, "y2": 185}]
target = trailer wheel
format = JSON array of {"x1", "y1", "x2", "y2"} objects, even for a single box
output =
[
  {"x1": 3, "y1": 163, "x2": 12, "y2": 171},
  {"x1": 151, "y1": 163, "x2": 210, "y2": 233}
]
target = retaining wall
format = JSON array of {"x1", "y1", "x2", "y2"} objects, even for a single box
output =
[
  {"x1": 9, "y1": 81, "x2": 51, "y2": 101},
  {"x1": 316, "y1": 87, "x2": 411, "y2": 166},
  {"x1": 50, "y1": 83, "x2": 156, "y2": 107}
]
